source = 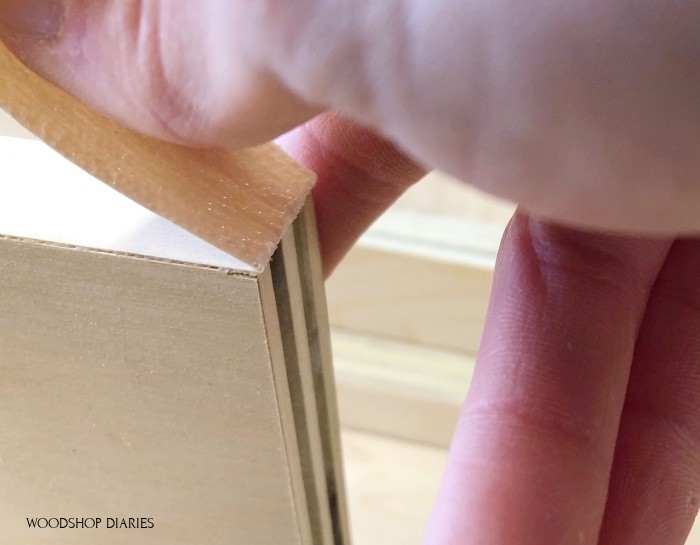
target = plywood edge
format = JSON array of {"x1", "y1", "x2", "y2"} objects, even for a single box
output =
[
  {"x1": 270, "y1": 226, "x2": 335, "y2": 545},
  {"x1": 294, "y1": 199, "x2": 353, "y2": 545},
  {"x1": 0, "y1": 234, "x2": 255, "y2": 277},
  {"x1": 258, "y1": 202, "x2": 352, "y2": 545},
  {"x1": 0, "y1": 42, "x2": 315, "y2": 272},
  {"x1": 257, "y1": 267, "x2": 314, "y2": 545}
]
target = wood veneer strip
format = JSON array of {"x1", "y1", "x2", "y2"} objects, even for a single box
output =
[{"x1": 0, "y1": 42, "x2": 315, "y2": 273}]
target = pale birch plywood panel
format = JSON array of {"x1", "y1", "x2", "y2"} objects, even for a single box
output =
[
  {"x1": 0, "y1": 238, "x2": 304, "y2": 544},
  {"x1": 0, "y1": 133, "x2": 345, "y2": 545}
]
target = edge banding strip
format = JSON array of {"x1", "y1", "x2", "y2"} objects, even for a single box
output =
[{"x1": 0, "y1": 42, "x2": 315, "y2": 273}]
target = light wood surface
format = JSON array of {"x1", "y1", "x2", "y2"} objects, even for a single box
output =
[
  {"x1": 333, "y1": 331, "x2": 473, "y2": 448},
  {"x1": 0, "y1": 237, "x2": 304, "y2": 544},
  {"x1": 0, "y1": 135, "x2": 253, "y2": 272},
  {"x1": 326, "y1": 191, "x2": 508, "y2": 356},
  {"x1": 394, "y1": 171, "x2": 515, "y2": 226},
  {"x1": 294, "y1": 201, "x2": 353, "y2": 545},
  {"x1": 327, "y1": 243, "x2": 494, "y2": 356},
  {"x1": 342, "y1": 430, "x2": 446, "y2": 545},
  {"x1": 326, "y1": 170, "x2": 513, "y2": 356},
  {"x1": 0, "y1": 109, "x2": 345, "y2": 544},
  {"x1": 0, "y1": 43, "x2": 314, "y2": 272},
  {"x1": 0, "y1": 212, "x2": 348, "y2": 544}
]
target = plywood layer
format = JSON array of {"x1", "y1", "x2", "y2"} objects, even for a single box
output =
[{"x1": 0, "y1": 238, "x2": 303, "y2": 544}]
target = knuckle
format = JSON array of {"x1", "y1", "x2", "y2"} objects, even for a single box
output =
[
  {"x1": 129, "y1": 5, "x2": 202, "y2": 142},
  {"x1": 459, "y1": 398, "x2": 605, "y2": 456},
  {"x1": 521, "y1": 216, "x2": 652, "y2": 301}
]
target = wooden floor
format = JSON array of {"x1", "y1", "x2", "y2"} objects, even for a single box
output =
[
  {"x1": 341, "y1": 430, "x2": 445, "y2": 545},
  {"x1": 341, "y1": 429, "x2": 700, "y2": 545}
]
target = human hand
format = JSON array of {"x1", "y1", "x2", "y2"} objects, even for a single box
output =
[
  {"x1": 2, "y1": 2, "x2": 700, "y2": 544},
  {"x1": 425, "y1": 221, "x2": 700, "y2": 545},
  {"x1": 3, "y1": 0, "x2": 700, "y2": 233}
]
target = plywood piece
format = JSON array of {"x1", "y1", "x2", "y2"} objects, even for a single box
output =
[
  {"x1": 269, "y1": 228, "x2": 335, "y2": 545},
  {"x1": 295, "y1": 200, "x2": 353, "y2": 545},
  {"x1": 0, "y1": 42, "x2": 315, "y2": 272},
  {"x1": 263, "y1": 200, "x2": 351, "y2": 545},
  {"x1": 0, "y1": 237, "x2": 305, "y2": 544},
  {"x1": 0, "y1": 136, "x2": 254, "y2": 273}
]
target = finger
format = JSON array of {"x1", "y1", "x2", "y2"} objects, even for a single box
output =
[
  {"x1": 599, "y1": 239, "x2": 700, "y2": 545},
  {"x1": 424, "y1": 212, "x2": 671, "y2": 545},
  {"x1": 276, "y1": 112, "x2": 425, "y2": 276},
  {"x1": 0, "y1": 0, "x2": 322, "y2": 147},
  {"x1": 5, "y1": 2, "x2": 700, "y2": 234},
  {"x1": 0, "y1": 1, "x2": 426, "y2": 273}
]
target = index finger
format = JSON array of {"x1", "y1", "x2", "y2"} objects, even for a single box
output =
[{"x1": 425, "y1": 212, "x2": 671, "y2": 545}]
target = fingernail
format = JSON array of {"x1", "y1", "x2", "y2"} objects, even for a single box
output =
[{"x1": 0, "y1": 0, "x2": 65, "y2": 39}]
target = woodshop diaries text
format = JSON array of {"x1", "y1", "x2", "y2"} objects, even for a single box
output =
[{"x1": 26, "y1": 517, "x2": 155, "y2": 529}]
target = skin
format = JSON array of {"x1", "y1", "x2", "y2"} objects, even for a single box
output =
[{"x1": 1, "y1": 1, "x2": 700, "y2": 544}]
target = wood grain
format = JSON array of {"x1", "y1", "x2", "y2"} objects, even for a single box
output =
[
  {"x1": 0, "y1": 42, "x2": 315, "y2": 273},
  {"x1": 0, "y1": 136, "x2": 255, "y2": 273},
  {"x1": 0, "y1": 237, "x2": 304, "y2": 544}
]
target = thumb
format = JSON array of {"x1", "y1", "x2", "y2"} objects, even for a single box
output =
[{"x1": 0, "y1": 0, "x2": 323, "y2": 148}]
